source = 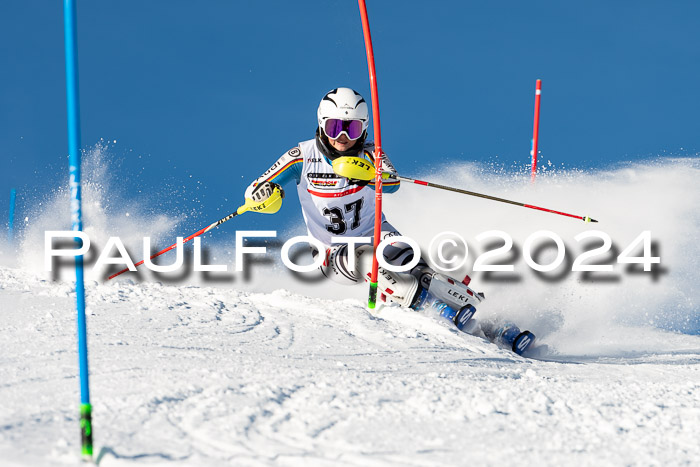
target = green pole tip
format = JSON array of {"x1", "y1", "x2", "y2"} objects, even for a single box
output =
[
  {"x1": 368, "y1": 282, "x2": 378, "y2": 309},
  {"x1": 82, "y1": 445, "x2": 93, "y2": 459},
  {"x1": 80, "y1": 403, "x2": 93, "y2": 458}
]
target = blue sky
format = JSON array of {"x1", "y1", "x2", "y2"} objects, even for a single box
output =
[{"x1": 2, "y1": 0, "x2": 700, "y2": 235}]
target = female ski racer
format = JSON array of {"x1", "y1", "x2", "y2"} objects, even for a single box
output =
[{"x1": 243, "y1": 87, "x2": 534, "y2": 355}]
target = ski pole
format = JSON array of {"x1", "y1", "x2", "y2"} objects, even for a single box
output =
[
  {"x1": 332, "y1": 157, "x2": 598, "y2": 223},
  {"x1": 107, "y1": 186, "x2": 284, "y2": 280},
  {"x1": 386, "y1": 172, "x2": 597, "y2": 223},
  {"x1": 107, "y1": 209, "x2": 243, "y2": 280}
]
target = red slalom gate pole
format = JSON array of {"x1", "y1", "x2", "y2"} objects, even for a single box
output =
[
  {"x1": 530, "y1": 79, "x2": 542, "y2": 183},
  {"x1": 358, "y1": 0, "x2": 384, "y2": 309}
]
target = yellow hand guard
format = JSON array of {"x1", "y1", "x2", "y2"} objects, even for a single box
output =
[
  {"x1": 239, "y1": 182, "x2": 284, "y2": 215},
  {"x1": 332, "y1": 156, "x2": 376, "y2": 181}
]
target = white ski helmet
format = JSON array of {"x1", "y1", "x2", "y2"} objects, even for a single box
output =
[{"x1": 317, "y1": 87, "x2": 369, "y2": 139}]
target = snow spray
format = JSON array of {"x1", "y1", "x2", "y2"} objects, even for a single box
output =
[
  {"x1": 8, "y1": 188, "x2": 16, "y2": 243},
  {"x1": 381, "y1": 158, "x2": 700, "y2": 355},
  {"x1": 15, "y1": 143, "x2": 700, "y2": 358}
]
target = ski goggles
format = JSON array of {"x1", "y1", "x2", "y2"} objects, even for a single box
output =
[{"x1": 322, "y1": 118, "x2": 365, "y2": 140}]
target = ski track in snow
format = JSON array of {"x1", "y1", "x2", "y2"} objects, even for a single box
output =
[
  {"x1": 2, "y1": 155, "x2": 700, "y2": 465},
  {"x1": 0, "y1": 267, "x2": 699, "y2": 466}
]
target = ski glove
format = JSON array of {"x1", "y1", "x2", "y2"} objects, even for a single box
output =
[{"x1": 245, "y1": 181, "x2": 284, "y2": 204}]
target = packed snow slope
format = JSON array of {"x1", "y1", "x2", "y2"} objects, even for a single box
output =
[{"x1": 1, "y1": 150, "x2": 699, "y2": 465}]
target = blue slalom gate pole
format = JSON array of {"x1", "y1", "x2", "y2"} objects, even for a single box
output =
[
  {"x1": 63, "y1": 0, "x2": 93, "y2": 459},
  {"x1": 8, "y1": 189, "x2": 16, "y2": 243}
]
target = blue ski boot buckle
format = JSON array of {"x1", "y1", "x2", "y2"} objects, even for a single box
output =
[
  {"x1": 453, "y1": 305, "x2": 476, "y2": 331},
  {"x1": 512, "y1": 330, "x2": 535, "y2": 355}
]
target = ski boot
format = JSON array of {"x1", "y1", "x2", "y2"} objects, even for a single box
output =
[
  {"x1": 423, "y1": 273, "x2": 485, "y2": 310},
  {"x1": 494, "y1": 323, "x2": 536, "y2": 356},
  {"x1": 411, "y1": 286, "x2": 477, "y2": 332}
]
